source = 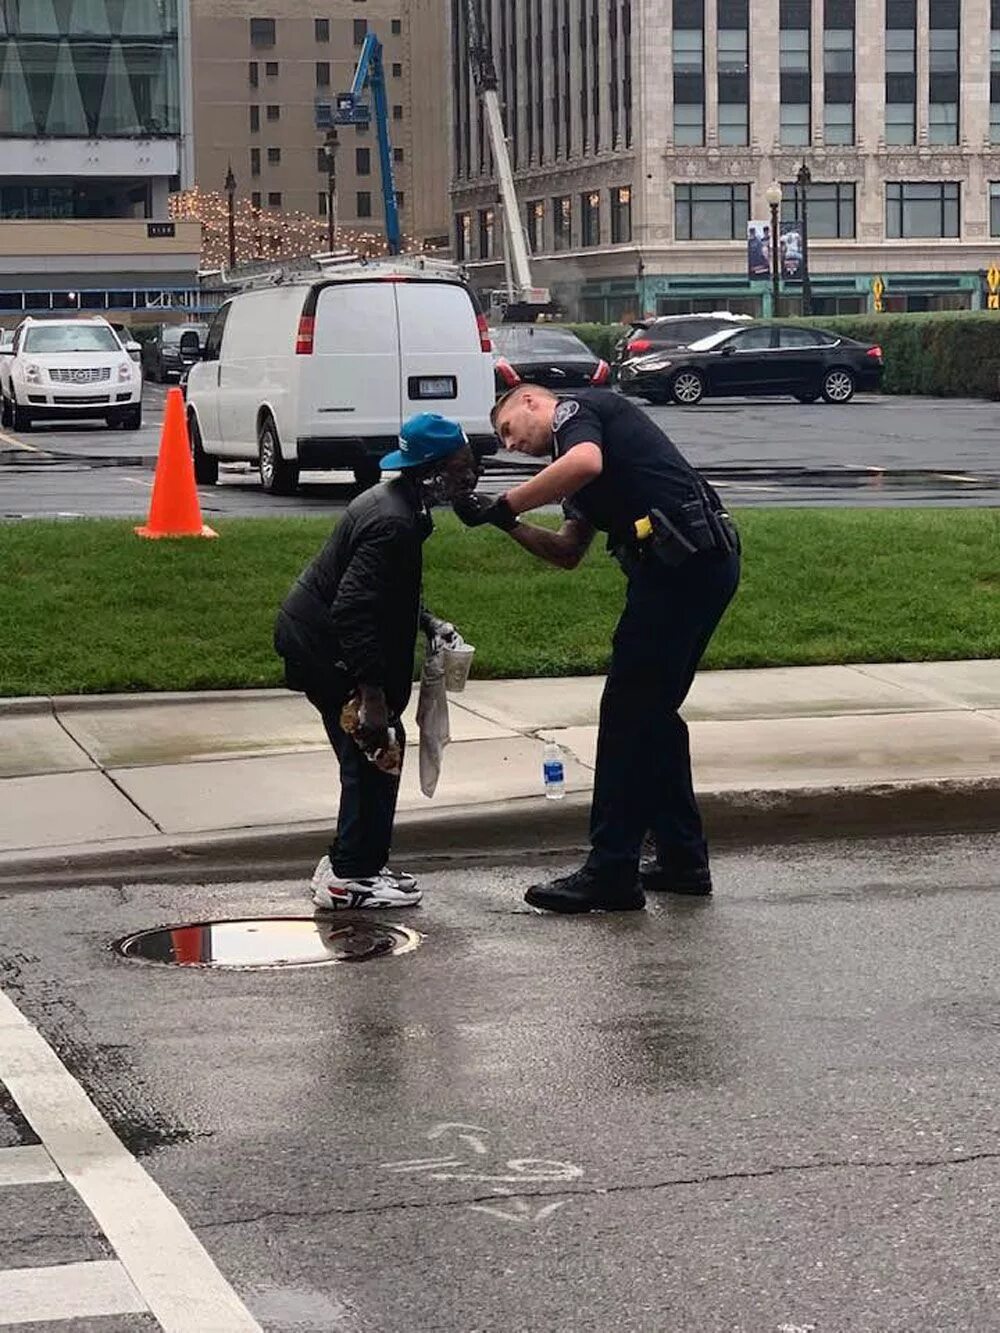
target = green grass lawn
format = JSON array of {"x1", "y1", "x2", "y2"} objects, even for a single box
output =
[{"x1": 1, "y1": 509, "x2": 998, "y2": 696}]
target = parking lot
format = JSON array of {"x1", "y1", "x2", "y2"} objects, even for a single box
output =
[{"x1": 2, "y1": 388, "x2": 999, "y2": 517}]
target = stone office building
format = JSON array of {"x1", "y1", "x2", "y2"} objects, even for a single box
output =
[{"x1": 450, "y1": 0, "x2": 1000, "y2": 321}]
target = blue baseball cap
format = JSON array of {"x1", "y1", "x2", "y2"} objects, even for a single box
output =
[{"x1": 380, "y1": 413, "x2": 469, "y2": 471}]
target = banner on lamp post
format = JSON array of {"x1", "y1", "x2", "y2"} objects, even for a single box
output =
[
  {"x1": 747, "y1": 220, "x2": 772, "y2": 279},
  {"x1": 778, "y1": 221, "x2": 804, "y2": 283}
]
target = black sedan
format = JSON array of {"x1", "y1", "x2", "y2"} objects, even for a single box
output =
[
  {"x1": 490, "y1": 324, "x2": 610, "y2": 395},
  {"x1": 620, "y1": 323, "x2": 884, "y2": 406}
]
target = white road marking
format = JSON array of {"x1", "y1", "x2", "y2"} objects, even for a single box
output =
[
  {"x1": 0, "y1": 987, "x2": 262, "y2": 1332},
  {"x1": 0, "y1": 1259, "x2": 145, "y2": 1326},
  {"x1": 0, "y1": 427, "x2": 40, "y2": 452},
  {"x1": 0, "y1": 1143, "x2": 60, "y2": 1186},
  {"x1": 122, "y1": 475, "x2": 154, "y2": 489}
]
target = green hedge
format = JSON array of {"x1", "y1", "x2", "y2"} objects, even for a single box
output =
[{"x1": 565, "y1": 313, "x2": 1000, "y2": 398}]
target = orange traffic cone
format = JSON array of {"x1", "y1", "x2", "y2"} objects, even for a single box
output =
[{"x1": 134, "y1": 387, "x2": 217, "y2": 539}]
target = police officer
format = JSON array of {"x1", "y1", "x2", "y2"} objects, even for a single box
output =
[{"x1": 454, "y1": 384, "x2": 740, "y2": 915}]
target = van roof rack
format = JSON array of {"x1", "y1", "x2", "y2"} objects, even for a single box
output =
[{"x1": 206, "y1": 251, "x2": 468, "y2": 295}]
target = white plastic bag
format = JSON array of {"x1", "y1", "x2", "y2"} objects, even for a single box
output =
[{"x1": 416, "y1": 646, "x2": 450, "y2": 798}]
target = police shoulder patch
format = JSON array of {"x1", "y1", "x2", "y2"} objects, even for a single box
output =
[{"x1": 553, "y1": 399, "x2": 580, "y2": 431}]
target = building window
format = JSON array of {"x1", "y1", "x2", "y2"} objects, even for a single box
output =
[
  {"x1": 354, "y1": 19, "x2": 368, "y2": 44},
  {"x1": 928, "y1": 0, "x2": 959, "y2": 145},
  {"x1": 455, "y1": 212, "x2": 471, "y2": 262},
  {"x1": 392, "y1": 19, "x2": 402, "y2": 34},
  {"x1": 356, "y1": 147, "x2": 371, "y2": 175},
  {"x1": 318, "y1": 192, "x2": 328, "y2": 216},
  {"x1": 393, "y1": 147, "x2": 404, "y2": 163},
  {"x1": 266, "y1": 104, "x2": 280, "y2": 121},
  {"x1": 886, "y1": 181, "x2": 959, "y2": 238},
  {"x1": 357, "y1": 191, "x2": 372, "y2": 218},
  {"x1": 248, "y1": 61, "x2": 258, "y2": 87},
  {"x1": 675, "y1": 183, "x2": 750, "y2": 239},
  {"x1": 315, "y1": 17, "x2": 330, "y2": 42},
  {"x1": 251, "y1": 190, "x2": 262, "y2": 209},
  {"x1": 992, "y1": 3, "x2": 1000, "y2": 142},
  {"x1": 527, "y1": 199, "x2": 545, "y2": 252},
  {"x1": 250, "y1": 17, "x2": 276, "y2": 47},
  {"x1": 823, "y1": 0, "x2": 855, "y2": 144},
  {"x1": 250, "y1": 148, "x2": 261, "y2": 176},
  {"x1": 265, "y1": 60, "x2": 278, "y2": 77},
  {"x1": 268, "y1": 191, "x2": 282, "y2": 207},
  {"x1": 991, "y1": 183, "x2": 1000, "y2": 236},
  {"x1": 886, "y1": 0, "x2": 916, "y2": 145},
  {"x1": 392, "y1": 62, "x2": 402, "y2": 77},
  {"x1": 249, "y1": 105, "x2": 260, "y2": 132},
  {"x1": 782, "y1": 180, "x2": 856, "y2": 238},
  {"x1": 610, "y1": 185, "x2": 632, "y2": 243},
  {"x1": 316, "y1": 147, "x2": 327, "y2": 172},
  {"x1": 479, "y1": 207, "x2": 495, "y2": 257},
  {"x1": 718, "y1": 0, "x2": 749, "y2": 146},
  {"x1": 392, "y1": 105, "x2": 403, "y2": 120},
  {"x1": 316, "y1": 62, "x2": 330, "y2": 88},
  {"x1": 553, "y1": 196, "x2": 572, "y2": 250},
  {"x1": 267, "y1": 147, "x2": 280, "y2": 164},
  {"x1": 396, "y1": 192, "x2": 404, "y2": 210},
  {"x1": 581, "y1": 191, "x2": 601, "y2": 246},
  {"x1": 780, "y1": 0, "x2": 811, "y2": 145},
  {"x1": 673, "y1": 2, "x2": 704, "y2": 146}
]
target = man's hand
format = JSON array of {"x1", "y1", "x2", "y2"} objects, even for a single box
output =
[
  {"x1": 357, "y1": 685, "x2": 390, "y2": 751},
  {"x1": 452, "y1": 492, "x2": 518, "y2": 531}
]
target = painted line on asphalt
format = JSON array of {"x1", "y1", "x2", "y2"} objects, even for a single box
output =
[
  {"x1": 0, "y1": 986, "x2": 263, "y2": 1332},
  {"x1": 123, "y1": 475, "x2": 154, "y2": 488},
  {"x1": 0, "y1": 1143, "x2": 61, "y2": 1186},
  {"x1": 0, "y1": 427, "x2": 40, "y2": 452},
  {"x1": 0, "y1": 1259, "x2": 146, "y2": 1326}
]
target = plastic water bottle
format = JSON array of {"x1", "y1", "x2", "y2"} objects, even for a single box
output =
[{"x1": 543, "y1": 743, "x2": 565, "y2": 800}]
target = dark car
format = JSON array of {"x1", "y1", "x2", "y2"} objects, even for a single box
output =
[
  {"x1": 142, "y1": 323, "x2": 209, "y2": 383},
  {"x1": 490, "y1": 324, "x2": 610, "y2": 395},
  {"x1": 613, "y1": 312, "x2": 752, "y2": 380},
  {"x1": 620, "y1": 322, "x2": 884, "y2": 406}
]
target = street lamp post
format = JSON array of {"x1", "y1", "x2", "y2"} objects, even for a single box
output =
[
  {"x1": 796, "y1": 162, "x2": 812, "y2": 318},
  {"x1": 324, "y1": 128, "x2": 339, "y2": 252},
  {"x1": 636, "y1": 252, "x2": 645, "y2": 317},
  {"x1": 764, "y1": 180, "x2": 782, "y2": 316},
  {"x1": 224, "y1": 162, "x2": 237, "y2": 269}
]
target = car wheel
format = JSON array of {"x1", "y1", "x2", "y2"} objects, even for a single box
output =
[
  {"x1": 670, "y1": 369, "x2": 706, "y2": 406},
  {"x1": 821, "y1": 368, "x2": 855, "y2": 404},
  {"x1": 12, "y1": 400, "x2": 31, "y2": 431},
  {"x1": 353, "y1": 459, "x2": 381, "y2": 490},
  {"x1": 189, "y1": 412, "x2": 218, "y2": 485},
  {"x1": 258, "y1": 414, "x2": 299, "y2": 495},
  {"x1": 122, "y1": 404, "x2": 142, "y2": 430},
  {"x1": 794, "y1": 391, "x2": 820, "y2": 404},
  {"x1": 1, "y1": 394, "x2": 11, "y2": 428}
]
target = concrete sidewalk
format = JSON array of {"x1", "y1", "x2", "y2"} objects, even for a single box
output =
[{"x1": 2, "y1": 659, "x2": 999, "y2": 886}]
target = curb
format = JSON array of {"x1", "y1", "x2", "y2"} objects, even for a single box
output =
[{"x1": 1, "y1": 778, "x2": 998, "y2": 890}]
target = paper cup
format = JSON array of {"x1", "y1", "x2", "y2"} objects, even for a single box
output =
[{"x1": 443, "y1": 643, "x2": 475, "y2": 693}]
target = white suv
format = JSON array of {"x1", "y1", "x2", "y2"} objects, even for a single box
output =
[{"x1": 0, "y1": 316, "x2": 143, "y2": 431}]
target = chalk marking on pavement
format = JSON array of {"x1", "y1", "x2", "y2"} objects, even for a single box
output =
[
  {"x1": 0, "y1": 986, "x2": 262, "y2": 1333},
  {"x1": 427, "y1": 1121, "x2": 490, "y2": 1155},
  {"x1": 467, "y1": 1199, "x2": 567, "y2": 1226},
  {"x1": 0, "y1": 1259, "x2": 146, "y2": 1326},
  {"x1": 0, "y1": 1142, "x2": 61, "y2": 1186}
]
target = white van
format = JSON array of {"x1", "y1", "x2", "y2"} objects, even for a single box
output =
[{"x1": 185, "y1": 260, "x2": 496, "y2": 493}]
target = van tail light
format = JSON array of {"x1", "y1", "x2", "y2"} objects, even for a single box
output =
[
  {"x1": 476, "y1": 312, "x2": 492, "y2": 353},
  {"x1": 495, "y1": 356, "x2": 520, "y2": 387},
  {"x1": 867, "y1": 345, "x2": 883, "y2": 360},
  {"x1": 627, "y1": 338, "x2": 652, "y2": 354},
  {"x1": 295, "y1": 315, "x2": 315, "y2": 355},
  {"x1": 591, "y1": 359, "x2": 611, "y2": 385}
]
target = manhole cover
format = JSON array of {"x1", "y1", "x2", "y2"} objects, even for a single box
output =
[{"x1": 112, "y1": 917, "x2": 421, "y2": 969}]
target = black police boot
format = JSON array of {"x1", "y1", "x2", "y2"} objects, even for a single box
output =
[
  {"x1": 639, "y1": 857, "x2": 712, "y2": 896},
  {"x1": 524, "y1": 866, "x2": 645, "y2": 915}
]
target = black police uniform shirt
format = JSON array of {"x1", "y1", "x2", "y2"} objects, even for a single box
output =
[{"x1": 553, "y1": 389, "x2": 713, "y2": 537}]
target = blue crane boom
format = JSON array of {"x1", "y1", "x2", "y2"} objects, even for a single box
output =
[{"x1": 316, "y1": 31, "x2": 400, "y2": 255}]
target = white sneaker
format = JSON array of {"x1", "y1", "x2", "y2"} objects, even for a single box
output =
[
  {"x1": 380, "y1": 864, "x2": 417, "y2": 891},
  {"x1": 312, "y1": 855, "x2": 417, "y2": 896},
  {"x1": 311, "y1": 861, "x2": 422, "y2": 911}
]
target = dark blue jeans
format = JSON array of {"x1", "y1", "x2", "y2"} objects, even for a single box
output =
[{"x1": 585, "y1": 546, "x2": 741, "y2": 885}]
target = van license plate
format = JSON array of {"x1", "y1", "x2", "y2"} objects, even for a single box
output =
[{"x1": 409, "y1": 375, "x2": 457, "y2": 400}]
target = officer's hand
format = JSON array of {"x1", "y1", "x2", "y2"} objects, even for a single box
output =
[
  {"x1": 357, "y1": 686, "x2": 390, "y2": 752},
  {"x1": 452, "y1": 492, "x2": 518, "y2": 531}
]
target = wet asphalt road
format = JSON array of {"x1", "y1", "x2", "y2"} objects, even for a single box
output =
[
  {"x1": 2, "y1": 390, "x2": 999, "y2": 517},
  {"x1": 3, "y1": 831, "x2": 1000, "y2": 1330}
]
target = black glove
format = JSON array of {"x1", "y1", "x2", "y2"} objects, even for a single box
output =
[{"x1": 452, "y1": 492, "x2": 518, "y2": 531}]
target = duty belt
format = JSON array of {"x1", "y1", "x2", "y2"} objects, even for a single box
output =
[{"x1": 610, "y1": 493, "x2": 739, "y2": 573}]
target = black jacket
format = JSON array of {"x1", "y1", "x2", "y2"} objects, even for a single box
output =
[{"x1": 274, "y1": 477, "x2": 429, "y2": 714}]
